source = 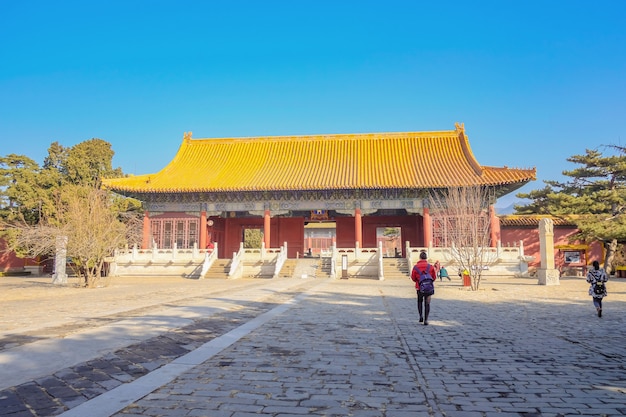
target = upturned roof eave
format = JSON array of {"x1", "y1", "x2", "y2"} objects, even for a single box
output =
[
  {"x1": 101, "y1": 125, "x2": 537, "y2": 197},
  {"x1": 107, "y1": 177, "x2": 536, "y2": 197}
]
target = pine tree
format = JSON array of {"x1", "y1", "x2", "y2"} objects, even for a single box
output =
[{"x1": 515, "y1": 147, "x2": 626, "y2": 274}]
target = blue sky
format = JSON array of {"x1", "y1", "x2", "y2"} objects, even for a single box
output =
[{"x1": 1, "y1": 1, "x2": 625, "y2": 209}]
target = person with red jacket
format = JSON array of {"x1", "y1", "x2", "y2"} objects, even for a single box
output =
[{"x1": 411, "y1": 251, "x2": 437, "y2": 325}]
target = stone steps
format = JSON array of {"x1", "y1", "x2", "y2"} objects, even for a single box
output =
[
  {"x1": 202, "y1": 260, "x2": 231, "y2": 279},
  {"x1": 383, "y1": 258, "x2": 410, "y2": 280}
]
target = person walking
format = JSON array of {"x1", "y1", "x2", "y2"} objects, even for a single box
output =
[
  {"x1": 586, "y1": 260, "x2": 608, "y2": 317},
  {"x1": 433, "y1": 260, "x2": 441, "y2": 280},
  {"x1": 411, "y1": 251, "x2": 436, "y2": 325}
]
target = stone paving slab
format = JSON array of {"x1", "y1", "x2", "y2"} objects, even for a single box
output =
[
  {"x1": 2, "y1": 274, "x2": 626, "y2": 416},
  {"x1": 0, "y1": 275, "x2": 321, "y2": 415},
  {"x1": 112, "y1": 276, "x2": 626, "y2": 417},
  {"x1": 111, "y1": 279, "x2": 428, "y2": 417},
  {"x1": 110, "y1": 276, "x2": 626, "y2": 417}
]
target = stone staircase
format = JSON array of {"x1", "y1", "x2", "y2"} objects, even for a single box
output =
[
  {"x1": 382, "y1": 258, "x2": 410, "y2": 280},
  {"x1": 291, "y1": 258, "x2": 322, "y2": 279},
  {"x1": 201, "y1": 258, "x2": 324, "y2": 280},
  {"x1": 274, "y1": 258, "x2": 333, "y2": 279},
  {"x1": 275, "y1": 259, "x2": 298, "y2": 278},
  {"x1": 243, "y1": 260, "x2": 275, "y2": 279},
  {"x1": 201, "y1": 259, "x2": 231, "y2": 279},
  {"x1": 199, "y1": 257, "x2": 409, "y2": 280},
  {"x1": 319, "y1": 256, "x2": 333, "y2": 278}
]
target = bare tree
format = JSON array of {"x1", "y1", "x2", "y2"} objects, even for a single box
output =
[
  {"x1": 2, "y1": 185, "x2": 141, "y2": 287},
  {"x1": 429, "y1": 185, "x2": 495, "y2": 290}
]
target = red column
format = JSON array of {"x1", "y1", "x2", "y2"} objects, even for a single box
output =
[
  {"x1": 141, "y1": 211, "x2": 151, "y2": 249},
  {"x1": 489, "y1": 204, "x2": 500, "y2": 247},
  {"x1": 264, "y1": 209, "x2": 271, "y2": 249},
  {"x1": 355, "y1": 208, "x2": 362, "y2": 247},
  {"x1": 200, "y1": 211, "x2": 207, "y2": 249},
  {"x1": 423, "y1": 207, "x2": 431, "y2": 247}
]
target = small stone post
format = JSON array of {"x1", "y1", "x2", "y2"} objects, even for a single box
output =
[
  {"x1": 51, "y1": 236, "x2": 68, "y2": 285},
  {"x1": 537, "y1": 218, "x2": 559, "y2": 285}
]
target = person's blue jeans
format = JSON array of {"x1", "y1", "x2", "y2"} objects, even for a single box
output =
[{"x1": 593, "y1": 297, "x2": 603, "y2": 309}]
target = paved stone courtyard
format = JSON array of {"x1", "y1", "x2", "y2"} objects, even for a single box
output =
[{"x1": 1, "y1": 273, "x2": 625, "y2": 417}]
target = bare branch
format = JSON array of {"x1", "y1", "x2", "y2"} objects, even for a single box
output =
[{"x1": 429, "y1": 186, "x2": 494, "y2": 290}]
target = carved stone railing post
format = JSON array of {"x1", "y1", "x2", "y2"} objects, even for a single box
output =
[
  {"x1": 51, "y1": 236, "x2": 68, "y2": 285},
  {"x1": 377, "y1": 241, "x2": 384, "y2": 281}
]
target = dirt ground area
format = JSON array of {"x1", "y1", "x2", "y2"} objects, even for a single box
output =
[{"x1": 0, "y1": 274, "x2": 254, "y2": 336}]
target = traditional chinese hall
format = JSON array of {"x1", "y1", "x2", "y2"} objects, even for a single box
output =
[{"x1": 103, "y1": 123, "x2": 536, "y2": 260}]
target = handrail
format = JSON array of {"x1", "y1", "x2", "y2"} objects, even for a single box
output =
[
  {"x1": 377, "y1": 241, "x2": 384, "y2": 280},
  {"x1": 199, "y1": 243, "x2": 219, "y2": 279},
  {"x1": 112, "y1": 241, "x2": 528, "y2": 279},
  {"x1": 273, "y1": 242, "x2": 288, "y2": 278},
  {"x1": 228, "y1": 243, "x2": 245, "y2": 279}
]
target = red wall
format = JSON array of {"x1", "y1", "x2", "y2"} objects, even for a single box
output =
[
  {"x1": 216, "y1": 216, "x2": 424, "y2": 258},
  {"x1": 217, "y1": 217, "x2": 305, "y2": 258},
  {"x1": 222, "y1": 217, "x2": 262, "y2": 257},
  {"x1": 272, "y1": 217, "x2": 304, "y2": 258},
  {"x1": 500, "y1": 225, "x2": 603, "y2": 269},
  {"x1": 362, "y1": 215, "x2": 422, "y2": 249},
  {"x1": 336, "y1": 215, "x2": 422, "y2": 256},
  {"x1": 0, "y1": 238, "x2": 26, "y2": 272},
  {"x1": 335, "y1": 217, "x2": 355, "y2": 248},
  {"x1": 154, "y1": 212, "x2": 423, "y2": 258}
]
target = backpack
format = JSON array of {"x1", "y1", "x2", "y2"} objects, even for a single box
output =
[
  {"x1": 593, "y1": 282, "x2": 606, "y2": 296},
  {"x1": 417, "y1": 264, "x2": 435, "y2": 295}
]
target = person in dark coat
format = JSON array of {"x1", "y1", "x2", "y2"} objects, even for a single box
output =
[{"x1": 586, "y1": 260, "x2": 608, "y2": 317}]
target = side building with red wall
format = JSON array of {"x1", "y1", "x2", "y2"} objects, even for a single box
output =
[
  {"x1": 0, "y1": 237, "x2": 26, "y2": 272},
  {"x1": 500, "y1": 215, "x2": 604, "y2": 276}
]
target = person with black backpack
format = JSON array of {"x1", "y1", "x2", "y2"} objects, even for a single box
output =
[
  {"x1": 586, "y1": 260, "x2": 608, "y2": 317},
  {"x1": 411, "y1": 251, "x2": 436, "y2": 325}
]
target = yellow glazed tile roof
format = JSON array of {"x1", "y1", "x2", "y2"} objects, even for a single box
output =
[{"x1": 103, "y1": 124, "x2": 536, "y2": 194}]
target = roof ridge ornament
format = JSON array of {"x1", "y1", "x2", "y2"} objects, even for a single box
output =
[
  {"x1": 455, "y1": 122, "x2": 482, "y2": 177},
  {"x1": 183, "y1": 131, "x2": 193, "y2": 141}
]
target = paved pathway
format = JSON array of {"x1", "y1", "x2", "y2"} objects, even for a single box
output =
[{"x1": 1, "y1": 274, "x2": 626, "y2": 416}]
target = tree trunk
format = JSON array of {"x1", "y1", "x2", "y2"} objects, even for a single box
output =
[
  {"x1": 80, "y1": 270, "x2": 89, "y2": 287},
  {"x1": 87, "y1": 267, "x2": 101, "y2": 288}
]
